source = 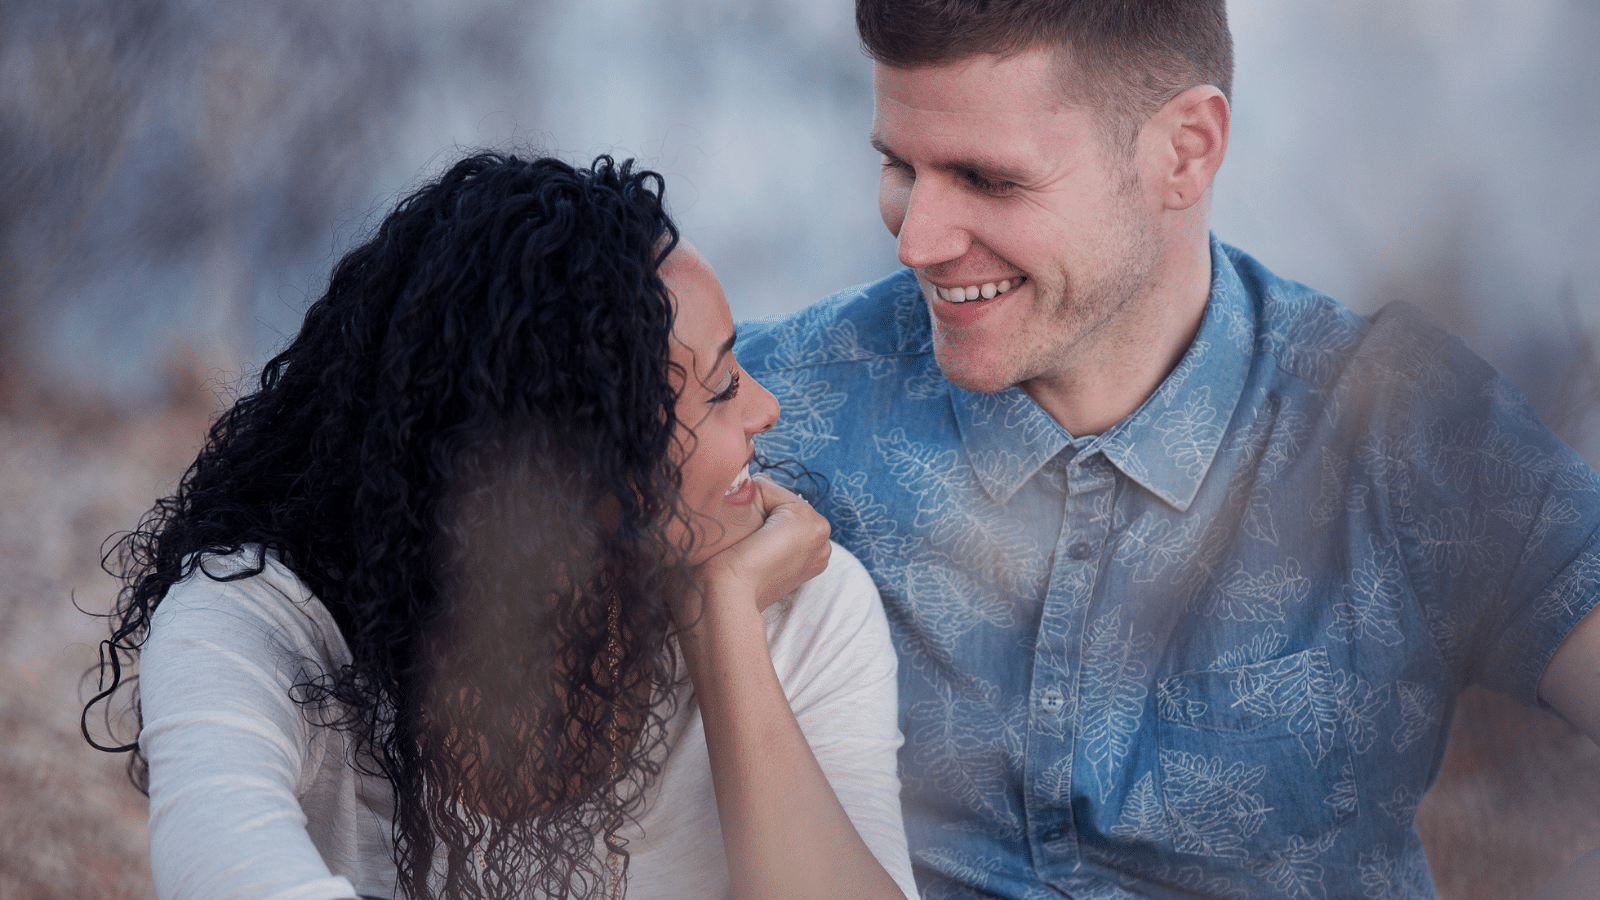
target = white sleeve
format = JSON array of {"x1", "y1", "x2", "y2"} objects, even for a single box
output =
[
  {"x1": 765, "y1": 542, "x2": 917, "y2": 900},
  {"x1": 140, "y1": 556, "x2": 361, "y2": 900}
]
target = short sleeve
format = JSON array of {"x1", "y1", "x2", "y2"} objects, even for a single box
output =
[{"x1": 1372, "y1": 312, "x2": 1600, "y2": 705}]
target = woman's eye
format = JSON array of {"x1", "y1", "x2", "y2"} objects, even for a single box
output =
[{"x1": 711, "y1": 372, "x2": 740, "y2": 403}]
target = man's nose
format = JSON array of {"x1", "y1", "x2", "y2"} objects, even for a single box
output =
[{"x1": 895, "y1": 178, "x2": 972, "y2": 270}]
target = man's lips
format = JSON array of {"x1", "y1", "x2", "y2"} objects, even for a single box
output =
[{"x1": 931, "y1": 276, "x2": 1026, "y2": 304}]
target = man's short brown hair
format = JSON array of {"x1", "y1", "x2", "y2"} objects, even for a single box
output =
[{"x1": 858, "y1": 0, "x2": 1232, "y2": 153}]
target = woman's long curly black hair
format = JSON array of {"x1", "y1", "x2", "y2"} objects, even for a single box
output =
[{"x1": 84, "y1": 153, "x2": 696, "y2": 899}]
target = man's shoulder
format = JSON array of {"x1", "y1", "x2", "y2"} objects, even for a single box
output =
[
  {"x1": 1220, "y1": 242, "x2": 1462, "y2": 392},
  {"x1": 737, "y1": 267, "x2": 930, "y2": 375}
]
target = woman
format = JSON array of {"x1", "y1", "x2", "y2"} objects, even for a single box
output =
[{"x1": 83, "y1": 153, "x2": 915, "y2": 900}]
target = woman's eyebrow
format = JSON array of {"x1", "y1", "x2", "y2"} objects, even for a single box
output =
[{"x1": 697, "y1": 332, "x2": 738, "y2": 385}]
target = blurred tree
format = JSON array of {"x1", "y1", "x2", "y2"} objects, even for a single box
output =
[{"x1": 0, "y1": 0, "x2": 543, "y2": 403}]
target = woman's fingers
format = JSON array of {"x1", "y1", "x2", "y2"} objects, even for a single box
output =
[
  {"x1": 698, "y1": 475, "x2": 830, "y2": 611},
  {"x1": 749, "y1": 475, "x2": 831, "y2": 587}
]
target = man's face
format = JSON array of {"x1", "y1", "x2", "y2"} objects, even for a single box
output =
[{"x1": 872, "y1": 49, "x2": 1165, "y2": 404}]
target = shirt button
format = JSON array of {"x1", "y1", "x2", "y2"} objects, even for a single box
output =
[
  {"x1": 1066, "y1": 541, "x2": 1094, "y2": 560},
  {"x1": 1040, "y1": 688, "x2": 1066, "y2": 714}
]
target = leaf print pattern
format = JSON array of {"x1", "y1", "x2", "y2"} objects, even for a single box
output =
[
  {"x1": 907, "y1": 679, "x2": 1025, "y2": 835},
  {"x1": 1115, "y1": 512, "x2": 1204, "y2": 584},
  {"x1": 1224, "y1": 650, "x2": 1343, "y2": 766},
  {"x1": 1481, "y1": 374, "x2": 1545, "y2": 431},
  {"x1": 1533, "y1": 553, "x2": 1600, "y2": 624},
  {"x1": 1259, "y1": 829, "x2": 1338, "y2": 900},
  {"x1": 1356, "y1": 434, "x2": 1413, "y2": 495},
  {"x1": 1312, "y1": 448, "x2": 1369, "y2": 528},
  {"x1": 1392, "y1": 681, "x2": 1440, "y2": 752},
  {"x1": 1358, "y1": 845, "x2": 1431, "y2": 899},
  {"x1": 754, "y1": 368, "x2": 846, "y2": 461},
  {"x1": 1265, "y1": 297, "x2": 1360, "y2": 385},
  {"x1": 1198, "y1": 559, "x2": 1311, "y2": 622},
  {"x1": 1158, "y1": 678, "x2": 1207, "y2": 723},
  {"x1": 876, "y1": 429, "x2": 1045, "y2": 593},
  {"x1": 1422, "y1": 419, "x2": 1563, "y2": 497},
  {"x1": 1159, "y1": 750, "x2": 1269, "y2": 859},
  {"x1": 1329, "y1": 536, "x2": 1406, "y2": 646},
  {"x1": 1331, "y1": 669, "x2": 1390, "y2": 755},
  {"x1": 1415, "y1": 507, "x2": 1504, "y2": 576},
  {"x1": 889, "y1": 277, "x2": 930, "y2": 352},
  {"x1": 1492, "y1": 496, "x2": 1579, "y2": 561},
  {"x1": 826, "y1": 470, "x2": 918, "y2": 570},
  {"x1": 901, "y1": 561, "x2": 1015, "y2": 642},
  {"x1": 1324, "y1": 761, "x2": 1358, "y2": 817},
  {"x1": 1154, "y1": 386, "x2": 1225, "y2": 479},
  {"x1": 1034, "y1": 755, "x2": 1075, "y2": 806},
  {"x1": 1378, "y1": 785, "x2": 1423, "y2": 823},
  {"x1": 1082, "y1": 606, "x2": 1153, "y2": 799},
  {"x1": 1110, "y1": 772, "x2": 1171, "y2": 843},
  {"x1": 917, "y1": 847, "x2": 1004, "y2": 896},
  {"x1": 1214, "y1": 628, "x2": 1291, "y2": 669}
]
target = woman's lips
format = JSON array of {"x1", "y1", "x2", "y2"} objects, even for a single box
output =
[{"x1": 722, "y1": 466, "x2": 758, "y2": 507}]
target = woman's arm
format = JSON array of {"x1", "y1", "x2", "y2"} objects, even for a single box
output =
[
  {"x1": 141, "y1": 556, "x2": 366, "y2": 900},
  {"x1": 675, "y1": 475, "x2": 913, "y2": 900}
]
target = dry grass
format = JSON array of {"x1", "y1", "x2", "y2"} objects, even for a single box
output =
[
  {"x1": 0, "y1": 361, "x2": 217, "y2": 900},
  {"x1": 1, "y1": 361, "x2": 1597, "y2": 900}
]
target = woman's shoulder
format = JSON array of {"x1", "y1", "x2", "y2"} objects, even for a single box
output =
[{"x1": 151, "y1": 547, "x2": 349, "y2": 666}]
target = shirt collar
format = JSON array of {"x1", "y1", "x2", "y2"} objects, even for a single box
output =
[
  {"x1": 950, "y1": 235, "x2": 1255, "y2": 511},
  {"x1": 951, "y1": 383, "x2": 1073, "y2": 504},
  {"x1": 1095, "y1": 236, "x2": 1255, "y2": 511}
]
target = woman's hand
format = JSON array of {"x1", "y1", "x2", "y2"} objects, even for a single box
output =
[{"x1": 689, "y1": 475, "x2": 831, "y2": 617}]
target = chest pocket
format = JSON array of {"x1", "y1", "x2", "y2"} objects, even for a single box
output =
[{"x1": 1152, "y1": 647, "x2": 1356, "y2": 861}]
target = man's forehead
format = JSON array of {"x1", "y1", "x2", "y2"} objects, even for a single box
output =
[{"x1": 869, "y1": 58, "x2": 1090, "y2": 177}]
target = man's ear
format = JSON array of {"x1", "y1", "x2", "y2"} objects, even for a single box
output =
[{"x1": 1143, "y1": 84, "x2": 1230, "y2": 211}]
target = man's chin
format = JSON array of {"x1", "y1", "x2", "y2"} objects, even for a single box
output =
[{"x1": 931, "y1": 348, "x2": 1019, "y2": 396}]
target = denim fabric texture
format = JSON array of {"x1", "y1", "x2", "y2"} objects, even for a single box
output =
[{"x1": 736, "y1": 237, "x2": 1600, "y2": 900}]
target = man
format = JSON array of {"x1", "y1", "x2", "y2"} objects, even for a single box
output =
[{"x1": 736, "y1": 1, "x2": 1600, "y2": 898}]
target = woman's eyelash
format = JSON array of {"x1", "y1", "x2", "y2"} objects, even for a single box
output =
[{"x1": 711, "y1": 372, "x2": 740, "y2": 403}]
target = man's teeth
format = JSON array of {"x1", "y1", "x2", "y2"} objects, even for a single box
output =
[
  {"x1": 725, "y1": 468, "x2": 752, "y2": 496},
  {"x1": 936, "y1": 278, "x2": 1022, "y2": 303}
]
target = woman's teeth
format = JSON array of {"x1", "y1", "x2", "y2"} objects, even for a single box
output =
[
  {"x1": 725, "y1": 468, "x2": 752, "y2": 496},
  {"x1": 936, "y1": 277, "x2": 1023, "y2": 304}
]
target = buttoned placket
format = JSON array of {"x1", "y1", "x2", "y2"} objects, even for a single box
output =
[{"x1": 1023, "y1": 448, "x2": 1119, "y2": 883}]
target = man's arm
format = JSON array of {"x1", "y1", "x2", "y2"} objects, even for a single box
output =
[{"x1": 1531, "y1": 603, "x2": 1600, "y2": 898}]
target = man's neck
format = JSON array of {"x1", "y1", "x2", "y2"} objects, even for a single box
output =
[{"x1": 1020, "y1": 236, "x2": 1213, "y2": 438}]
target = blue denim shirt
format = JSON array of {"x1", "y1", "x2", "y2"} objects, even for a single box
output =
[{"x1": 737, "y1": 238, "x2": 1600, "y2": 900}]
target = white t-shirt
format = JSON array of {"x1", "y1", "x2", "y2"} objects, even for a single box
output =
[{"x1": 140, "y1": 544, "x2": 915, "y2": 900}]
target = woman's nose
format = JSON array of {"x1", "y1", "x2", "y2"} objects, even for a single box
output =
[{"x1": 747, "y1": 373, "x2": 779, "y2": 434}]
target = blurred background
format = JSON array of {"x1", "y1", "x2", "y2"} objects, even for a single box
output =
[{"x1": 2, "y1": 0, "x2": 1598, "y2": 897}]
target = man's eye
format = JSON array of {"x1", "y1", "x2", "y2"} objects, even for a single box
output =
[
  {"x1": 962, "y1": 169, "x2": 1011, "y2": 195},
  {"x1": 881, "y1": 156, "x2": 912, "y2": 176}
]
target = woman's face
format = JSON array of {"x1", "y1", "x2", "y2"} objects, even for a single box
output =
[{"x1": 661, "y1": 241, "x2": 781, "y2": 566}]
